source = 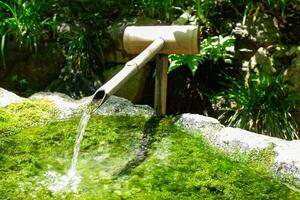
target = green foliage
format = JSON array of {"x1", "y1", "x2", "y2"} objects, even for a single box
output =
[
  {"x1": 59, "y1": 30, "x2": 105, "y2": 80},
  {"x1": 201, "y1": 35, "x2": 235, "y2": 63},
  {"x1": 141, "y1": 0, "x2": 187, "y2": 21},
  {"x1": 0, "y1": 115, "x2": 299, "y2": 199},
  {"x1": 168, "y1": 54, "x2": 206, "y2": 76},
  {"x1": 0, "y1": 0, "x2": 52, "y2": 64},
  {"x1": 193, "y1": 0, "x2": 218, "y2": 23},
  {"x1": 0, "y1": 0, "x2": 296, "y2": 98},
  {"x1": 214, "y1": 72, "x2": 299, "y2": 140},
  {"x1": 168, "y1": 35, "x2": 235, "y2": 75},
  {"x1": 242, "y1": 1, "x2": 286, "y2": 25}
]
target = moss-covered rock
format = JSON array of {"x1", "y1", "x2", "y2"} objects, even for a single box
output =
[
  {"x1": 0, "y1": 113, "x2": 299, "y2": 199},
  {"x1": 0, "y1": 99, "x2": 58, "y2": 136},
  {"x1": 0, "y1": 90, "x2": 299, "y2": 199}
]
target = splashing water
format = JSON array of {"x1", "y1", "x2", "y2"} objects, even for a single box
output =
[
  {"x1": 46, "y1": 109, "x2": 91, "y2": 194},
  {"x1": 44, "y1": 93, "x2": 107, "y2": 195}
]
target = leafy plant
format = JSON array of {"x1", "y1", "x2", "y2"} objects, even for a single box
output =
[
  {"x1": 201, "y1": 35, "x2": 235, "y2": 63},
  {"x1": 168, "y1": 54, "x2": 206, "y2": 76},
  {"x1": 142, "y1": 0, "x2": 187, "y2": 21},
  {"x1": 168, "y1": 35, "x2": 235, "y2": 75},
  {"x1": 193, "y1": 0, "x2": 218, "y2": 24},
  {"x1": 239, "y1": 0, "x2": 288, "y2": 25},
  {"x1": 0, "y1": 0, "x2": 50, "y2": 66},
  {"x1": 214, "y1": 72, "x2": 299, "y2": 140},
  {"x1": 60, "y1": 30, "x2": 105, "y2": 74}
]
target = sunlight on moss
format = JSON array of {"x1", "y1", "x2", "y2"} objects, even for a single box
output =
[{"x1": 0, "y1": 100, "x2": 58, "y2": 136}]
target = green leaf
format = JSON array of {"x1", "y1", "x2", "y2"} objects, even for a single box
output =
[{"x1": 1, "y1": 34, "x2": 5, "y2": 66}]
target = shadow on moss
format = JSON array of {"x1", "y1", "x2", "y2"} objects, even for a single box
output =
[{"x1": 115, "y1": 117, "x2": 161, "y2": 177}]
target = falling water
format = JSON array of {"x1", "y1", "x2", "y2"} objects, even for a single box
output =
[
  {"x1": 44, "y1": 94, "x2": 106, "y2": 194},
  {"x1": 45, "y1": 108, "x2": 91, "y2": 194},
  {"x1": 70, "y1": 109, "x2": 91, "y2": 172}
]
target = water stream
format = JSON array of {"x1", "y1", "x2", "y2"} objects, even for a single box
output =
[
  {"x1": 44, "y1": 94, "x2": 107, "y2": 194},
  {"x1": 70, "y1": 110, "x2": 91, "y2": 172},
  {"x1": 45, "y1": 108, "x2": 91, "y2": 194}
]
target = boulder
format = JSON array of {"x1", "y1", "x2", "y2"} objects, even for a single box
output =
[
  {"x1": 2, "y1": 88, "x2": 299, "y2": 181},
  {"x1": 0, "y1": 88, "x2": 155, "y2": 119},
  {"x1": 0, "y1": 88, "x2": 26, "y2": 107},
  {"x1": 30, "y1": 92, "x2": 156, "y2": 119},
  {"x1": 176, "y1": 113, "x2": 300, "y2": 182},
  {"x1": 95, "y1": 95, "x2": 156, "y2": 117},
  {"x1": 29, "y1": 92, "x2": 89, "y2": 119}
]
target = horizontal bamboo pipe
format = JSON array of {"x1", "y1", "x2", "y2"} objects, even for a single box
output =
[
  {"x1": 89, "y1": 38, "x2": 165, "y2": 112},
  {"x1": 123, "y1": 25, "x2": 199, "y2": 54}
]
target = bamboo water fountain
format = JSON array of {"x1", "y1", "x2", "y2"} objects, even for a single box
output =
[
  {"x1": 48, "y1": 26, "x2": 199, "y2": 194},
  {"x1": 90, "y1": 25, "x2": 199, "y2": 115}
]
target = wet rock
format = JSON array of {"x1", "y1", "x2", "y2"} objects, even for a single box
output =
[
  {"x1": 176, "y1": 113, "x2": 300, "y2": 182},
  {"x1": 30, "y1": 92, "x2": 156, "y2": 118},
  {"x1": 0, "y1": 88, "x2": 155, "y2": 118},
  {"x1": 0, "y1": 88, "x2": 26, "y2": 107},
  {"x1": 29, "y1": 92, "x2": 89, "y2": 119},
  {"x1": 95, "y1": 96, "x2": 156, "y2": 117}
]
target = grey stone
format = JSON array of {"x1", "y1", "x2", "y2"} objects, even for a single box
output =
[
  {"x1": 29, "y1": 92, "x2": 156, "y2": 118},
  {"x1": 1, "y1": 88, "x2": 156, "y2": 118},
  {"x1": 95, "y1": 95, "x2": 156, "y2": 118},
  {"x1": 176, "y1": 113, "x2": 300, "y2": 182},
  {"x1": 210, "y1": 127, "x2": 282, "y2": 152},
  {"x1": 0, "y1": 88, "x2": 26, "y2": 107},
  {"x1": 176, "y1": 113, "x2": 223, "y2": 133},
  {"x1": 29, "y1": 92, "x2": 89, "y2": 119},
  {"x1": 176, "y1": 113, "x2": 221, "y2": 128},
  {"x1": 274, "y1": 140, "x2": 300, "y2": 181}
]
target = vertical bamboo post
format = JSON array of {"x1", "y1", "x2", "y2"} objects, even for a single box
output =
[{"x1": 154, "y1": 55, "x2": 168, "y2": 116}]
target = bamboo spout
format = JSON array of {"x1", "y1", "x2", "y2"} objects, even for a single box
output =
[{"x1": 89, "y1": 38, "x2": 165, "y2": 112}]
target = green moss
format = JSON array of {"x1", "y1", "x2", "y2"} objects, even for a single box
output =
[
  {"x1": 0, "y1": 100, "x2": 58, "y2": 136},
  {"x1": 0, "y1": 115, "x2": 299, "y2": 199}
]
